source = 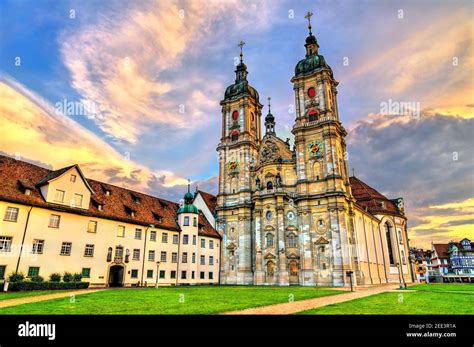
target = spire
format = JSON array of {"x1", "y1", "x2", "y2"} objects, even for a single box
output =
[
  {"x1": 238, "y1": 40, "x2": 245, "y2": 63},
  {"x1": 265, "y1": 96, "x2": 276, "y2": 135},
  {"x1": 305, "y1": 11, "x2": 313, "y2": 35},
  {"x1": 235, "y1": 40, "x2": 248, "y2": 83},
  {"x1": 304, "y1": 11, "x2": 319, "y2": 57},
  {"x1": 183, "y1": 178, "x2": 193, "y2": 205}
]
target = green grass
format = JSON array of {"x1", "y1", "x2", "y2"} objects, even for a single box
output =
[
  {"x1": 0, "y1": 286, "x2": 345, "y2": 315},
  {"x1": 408, "y1": 283, "x2": 474, "y2": 294},
  {"x1": 0, "y1": 290, "x2": 69, "y2": 301},
  {"x1": 300, "y1": 284, "x2": 474, "y2": 315}
]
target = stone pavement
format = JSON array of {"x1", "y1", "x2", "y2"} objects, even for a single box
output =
[
  {"x1": 223, "y1": 284, "x2": 407, "y2": 315},
  {"x1": 0, "y1": 289, "x2": 105, "y2": 309}
]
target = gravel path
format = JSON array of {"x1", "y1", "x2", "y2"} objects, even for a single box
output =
[
  {"x1": 0, "y1": 289, "x2": 105, "y2": 309},
  {"x1": 223, "y1": 284, "x2": 406, "y2": 315}
]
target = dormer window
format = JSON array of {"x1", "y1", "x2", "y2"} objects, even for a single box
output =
[
  {"x1": 98, "y1": 204, "x2": 103, "y2": 211},
  {"x1": 105, "y1": 190, "x2": 111, "y2": 196},
  {"x1": 70, "y1": 174, "x2": 76, "y2": 182},
  {"x1": 132, "y1": 193, "x2": 141, "y2": 204},
  {"x1": 25, "y1": 189, "x2": 31, "y2": 196},
  {"x1": 131, "y1": 211, "x2": 136, "y2": 218}
]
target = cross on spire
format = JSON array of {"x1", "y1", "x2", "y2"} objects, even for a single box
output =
[
  {"x1": 305, "y1": 11, "x2": 314, "y2": 35},
  {"x1": 352, "y1": 168, "x2": 355, "y2": 177},
  {"x1": 187, "y1": 178, "x2": 191, "y2": 193},
  {"x1": 267, "y1": 97, "x2": 271, "y2": 112},
  {"x1": 238, "y1": 40, "x2": 245, "y2": 62}
]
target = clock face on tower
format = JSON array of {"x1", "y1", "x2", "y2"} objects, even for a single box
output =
[{"x1": 307, "y1": 140, "x2": 323, "y2": 158}]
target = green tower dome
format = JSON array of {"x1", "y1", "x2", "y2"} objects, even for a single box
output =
[{"x1": 177, "y1": 184, "x2": 199, "y2": 214}]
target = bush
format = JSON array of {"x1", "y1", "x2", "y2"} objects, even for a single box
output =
[
  {"x1": 30, "y1": 276, "x2": 44, "y2": 282},
  {"x1": 8, "y1": 281, "x2": 89, "y2": 292},
  {"x1": 73, "y1": 273, "x2": 82, "y2": 282},
  {"x1": 8, "y1": 272, "x2": 25, "y2": 282},
  {"x1": 49, "y1": 273, "x2": 61, "y2": 282},
  {"x1": 63, "y1": 272, "x2": 73, "y2": 282}
]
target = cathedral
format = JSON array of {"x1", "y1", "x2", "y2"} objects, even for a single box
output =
[{"x1": 216, "y1": 13, "x2": 413, "y2": 286}]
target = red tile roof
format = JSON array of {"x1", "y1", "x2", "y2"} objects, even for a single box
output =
[
  {"x1": 432, "y1": 244, "x2": 449, "y2": 259},
  {"x1": 349, "y1": 176, "x2": 403, "y2": 216},
  {"x1": 0, "y1": 155, "x2": 220, "y2": 239},
  {"x1": 196, "y1": 190, "x2": 217, "y2": 215}
]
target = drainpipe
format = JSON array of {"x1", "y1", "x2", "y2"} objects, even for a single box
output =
[{"x1": 15, "y1": 206, "x2": 33, "y2": 274}]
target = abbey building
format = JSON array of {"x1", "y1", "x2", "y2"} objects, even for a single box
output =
[{"x1": 216, "y1": 14, "x2": 413, "y2": 286}]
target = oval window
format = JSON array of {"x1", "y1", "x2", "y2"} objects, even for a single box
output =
[
  {"x1": 307, "y1": 87, "x2": 316, "y2": 98},
  {"x1": 232, "y1": 110, "x2": 239, "y2": 120}
]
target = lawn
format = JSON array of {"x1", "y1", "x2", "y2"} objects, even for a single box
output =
[
  {"x1": 0, "y1": 290, "x2": 70, "y2": 301},
  {"x1": 0, "y1": 285, "x2": 345, "y2": 314},
  {"x1": 299, "y1": 283, "x2": 474, "y2": 315}
]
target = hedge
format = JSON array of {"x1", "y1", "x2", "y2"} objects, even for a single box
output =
[{"x1": 7, "y1": 281, "x2": 89, "y2": 292}]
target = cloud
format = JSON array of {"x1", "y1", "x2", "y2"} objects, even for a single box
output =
[
  {"x1": 60, "y1": 0, "x2": 277, "y2": 144},
  {"x1": 0, "y1": 76, "x2": 188, "y2": 198},
  {"x1": 341, "y1": 8, "x2": 473, "y2": 119},
  {"x1": 347, "y1": 112, "x2": 474, "y2": 248}
]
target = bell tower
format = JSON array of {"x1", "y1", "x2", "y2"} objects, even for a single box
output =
[
  {"x1": 216, "y1": 41, "x2": 262, "y2": 284},
  {"x1": 290, "y1": 12, "x2": 355, "y2": 286}
]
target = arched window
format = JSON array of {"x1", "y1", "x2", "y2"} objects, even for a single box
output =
[
  {"x1": 398, "y1": 229, "x2": 403, "y2": 244},
  {"x1": 266, "y1": 181, "x2": 273, "y2": 190},
  {"x1": 183, "y1": 216, "x2": 189, "y2": 226},
  {"x1": 308, "y1": 110, "x2": 318, "y2": 122},
  {"x1": 266, "y1": 233, "x2": 274, "y2": 247},
  {"x1": 231, "y1": 131, "x2": 239, "y2": 141},
  {"x1": 385, "y1": 222, "x2": 395, "y2": 265},
  {"x1": 107, "y1": 247, "x2": 112, "y2": 262},
  {"x1": 193, "y1": 217, "x2": 197, "y2": 227},
  {"x1": 287, "y1": 234, "x2": 297, "y2": 248},
  {"x1": 401, "y1": 250, "x2": 406, "y2": 265}
]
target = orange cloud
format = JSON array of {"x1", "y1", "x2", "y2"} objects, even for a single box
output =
[{"x1": 0, "y1": 77, "x2": 187, "y2": 191}]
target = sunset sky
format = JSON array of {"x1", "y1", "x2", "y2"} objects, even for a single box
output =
[{"x1": 0, "y1": 0, "x2": 472, "y2": 248}]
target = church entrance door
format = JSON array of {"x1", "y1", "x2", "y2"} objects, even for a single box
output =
[{"x1": 108, "y1": 265, "x2": 124, "y2": 287}]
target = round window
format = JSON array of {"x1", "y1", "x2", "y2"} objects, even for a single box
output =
[{"x1": 266, "y1": 211, "x2": 273, "y2": 220}]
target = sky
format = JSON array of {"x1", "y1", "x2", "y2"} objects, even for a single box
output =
[{"x1": 0, "y1": 0, "x2": 472, "y2": 248}]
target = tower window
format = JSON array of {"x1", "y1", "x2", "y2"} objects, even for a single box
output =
[
  {"x1": 266, "y1": 181, "x2": 273, "y2": 190},
  {"x1": 231, "y1": 131, "x2": 239, "y2": 141},
  {"x1": 308, "y1": 110, "x2": 318, "y2": 122}
]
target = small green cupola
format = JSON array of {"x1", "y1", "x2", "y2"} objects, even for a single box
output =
[
  {"x1": 177, "y1": 180, "x2": 199, "y2": 214},
  {"x1": 265, "y1": 97, "x2": 276, "y2": 135}
]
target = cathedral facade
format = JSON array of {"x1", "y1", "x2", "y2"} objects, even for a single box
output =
[{"x1": 216, "y1": 15, "x2": 413, "y2": 287}]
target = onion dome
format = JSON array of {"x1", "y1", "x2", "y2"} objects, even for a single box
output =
[
  {"x1": 177, "y1": 181, "x2": 199, "y2": 214},
  {"x1": 295, "y1": 11, "x2": 332, "y2": 77},
  {"x1": 224, "y1": 40, "x2": 260, "y2": 101}
]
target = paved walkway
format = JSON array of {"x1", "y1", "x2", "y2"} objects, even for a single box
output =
[
  {"x1": 224, "y1": 284, "x2": 408, "y2": 315},
  {"x1": 0, "y1": 289, "x2": 105, "y2": 309}
]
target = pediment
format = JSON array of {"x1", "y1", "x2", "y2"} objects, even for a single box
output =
[
  {"x1": 315, "y1": 237, "x2": 329, "y2": 245},
  {"x1": 264, "y1": 252, "x2": 276, "y2": 260},
  {"x1": 287, "y1": 252, "x2": 299, "y2": 259},
  {"x1": 257, "y1": 136, "x2": 294, "y2": 166}
]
